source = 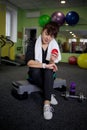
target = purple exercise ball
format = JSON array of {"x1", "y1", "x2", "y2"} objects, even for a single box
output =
[{"x1": 51, "y1": 11, "x2": 65, "y2": 26}]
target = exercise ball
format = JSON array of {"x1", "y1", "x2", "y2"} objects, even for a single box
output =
[
  {"x1": 77, "y1": 53, "x2": 87, "y2": 69},
  {"x1": 68, "y1": 56, "x2": 77, "y2": 65},
  {"x1": 51, "y1": 11, "x2": 65, "y2": 26},
  {"x1": 51, "y1": 49, "x2": 58, "y2": 56},
  {"x1": 66, "y1": 11, "x2": 79, "y2": 26},
  {"x1": 39, "y1": 14, "x2": 51, "y2": 27}
]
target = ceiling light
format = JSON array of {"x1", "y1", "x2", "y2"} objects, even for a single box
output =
[
  {"x1": 70, "y1": 32, "x2": 72, "y2": 34},
  {"x1": 61, "y1": 0, "x2": 66, "y2": 4}
]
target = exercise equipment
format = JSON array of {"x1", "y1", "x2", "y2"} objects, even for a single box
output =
[
  {"x1": 0, "y1": 35, "x2": 25, "y2": 66},
  {"x1": 39, "y1": 14, "x2": 51, "y2": 27},
  {"x1": 11, "y1": 78, "x2": 67, "y2": 99},
  {"x1": 68, "y1": 56, "x2": 77, "y2": 65},
  {"x1": 51, "y1": 49, "x2": 58, "y2": 56},
  {"x1": 66, "y1": 11, "x2": 79, "y2": 26},
  {"x1": 0, "y1": 35, "x2": 6, "y2": 64},
  {"x1": 69, "y1": 82, "x2": 76, "y2": 95},
  {"x1": 77, "y1": 53, "x2": 87, "y2": 69},
  {"x1": 51, "y1": 11, "x2": 65, "y2": 26},
  {"x1": 61, "y1": 91, "x2": 87, "y2": 102}
]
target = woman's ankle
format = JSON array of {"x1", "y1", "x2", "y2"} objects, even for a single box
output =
[{"x1": 44, "y1": 100, "x2": 50, "y2": 106}]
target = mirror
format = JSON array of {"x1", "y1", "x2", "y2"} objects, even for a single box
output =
[{"x1": 58, "y1": 30, "x2": 87, "y2": 53}]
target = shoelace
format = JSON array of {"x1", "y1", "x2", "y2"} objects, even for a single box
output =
[
  {"x1": 44, "y1": 106, "x2": 54, "y2": 113},
  {"x1": 52, "y1": 94, "x2": 56, "y2": 98}
]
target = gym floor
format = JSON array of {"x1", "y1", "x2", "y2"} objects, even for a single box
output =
[{"x1": 0, "y1": 62, "x2": 87, "y2": 130}]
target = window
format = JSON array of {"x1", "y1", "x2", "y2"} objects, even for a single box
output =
[
  {"x1": 6, "y1": 10, "x2": 11, "y2": 38},
  {"x1": 68, "y1": 39, "x2": 77, "y2": 43},
  {"x1": 6, "y1": 6, "x2": 17, "y2": 42},
  {"x1": 80, "y1": 38, "x2": 87, "y2": 43}
]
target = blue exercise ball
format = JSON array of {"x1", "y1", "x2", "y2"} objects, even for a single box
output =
[
  {"x1": 51, "y1": 11, "x2": 65, "y2": 26},
  {"x1": 66, "y1": 11, "x2": 79, "y2": 26}
]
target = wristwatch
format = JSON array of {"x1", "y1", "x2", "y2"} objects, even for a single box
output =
[{"x1": 42, "y1": 63, "x2": 46, "y2": 69}]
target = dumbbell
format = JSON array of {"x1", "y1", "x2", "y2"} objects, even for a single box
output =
[{"x1": 61, "y1": 91, "x2": 87, "y2": 102}]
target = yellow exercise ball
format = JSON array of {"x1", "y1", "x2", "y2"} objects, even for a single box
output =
[{"x1": 77, "y1": 53, "x2": 87, "y2": 69}]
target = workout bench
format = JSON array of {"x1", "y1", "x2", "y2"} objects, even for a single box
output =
[{"x1": 11, "y1": 78, "x2": 67, "y2": 99}]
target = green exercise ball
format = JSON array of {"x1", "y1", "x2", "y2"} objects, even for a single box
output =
[
  {"x1": 39, "y1": 14, "x2": 51, "y2": 27},
  {"x1": 77, "y1": 53, "x2": 87, "y2": 69}
]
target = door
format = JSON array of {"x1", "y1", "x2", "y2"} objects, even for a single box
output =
[{"x1": 23, "y1": 28, "x2": 37, "y2": 54}]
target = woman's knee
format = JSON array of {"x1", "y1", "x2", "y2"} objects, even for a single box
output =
[
  {"x1": 32, "y1": 68, "x2": 41, "y2": 76},
  {"x1": 29, "y1": 68, "x2": 43, "y2": 86},
  {"x1": 29, "y1": 68, "x2": 41, "y2": 79}
]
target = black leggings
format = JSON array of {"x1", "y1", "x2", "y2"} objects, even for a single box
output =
[{"x1": 28, "y1": 68, "x2": 54, "y2": 101}]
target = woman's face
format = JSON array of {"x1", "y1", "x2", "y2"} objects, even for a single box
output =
[{"x1": 41, "y1": 29, "x2": 54, "y2": 44}]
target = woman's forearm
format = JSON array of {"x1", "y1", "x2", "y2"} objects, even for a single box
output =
[
  {"x1": 27, "y1": 60, "x2": 43, "y2": 68},
  {"x1": 27, "y1": 60, "x2": 58, "y2": 71}
]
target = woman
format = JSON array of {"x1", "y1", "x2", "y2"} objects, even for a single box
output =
[{"x1": 25, "y1": 21, "x2": 61, "y2": 120}]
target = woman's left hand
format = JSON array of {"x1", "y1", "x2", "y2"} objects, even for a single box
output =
[
  {"x1": 52, "y1": 63, "x2": 58, "y2": 72},
  {"x1": 45, "y1": 63, "x2": 58, "y2": 72}
]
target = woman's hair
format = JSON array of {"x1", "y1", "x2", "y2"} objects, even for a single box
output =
[{"x1": 42, "y1": 21, "x2": 59, "y2": 38}]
